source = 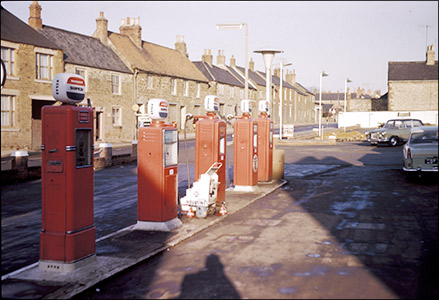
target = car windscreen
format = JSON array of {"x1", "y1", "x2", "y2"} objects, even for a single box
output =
[{"x1": 410, "y1": 131, "x2": 439, "y2": 144}]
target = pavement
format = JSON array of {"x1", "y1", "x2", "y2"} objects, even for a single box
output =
[{"x1": 1, "y1": 180, "x2": 286, "y2": 299}]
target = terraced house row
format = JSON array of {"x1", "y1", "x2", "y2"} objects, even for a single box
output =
[{"x1": 1, "y1": 2, "x2": 315, "y2": 151}]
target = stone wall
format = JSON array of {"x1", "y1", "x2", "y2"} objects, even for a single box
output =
[
  {"x1": 1, "y1": 40, "x2": 64, "y2": 150},
  {"x1": 388, "y1": 80, "x2": 438, "y2": 111}
]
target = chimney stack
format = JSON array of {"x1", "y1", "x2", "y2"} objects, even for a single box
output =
[
  {"x1": 92, "y1": 12, "x2": 108, "y2": 44},
  {"x1": 426, "y1": 44, "x2": 435, "y2": 65},
  {"x1": 249, "y1": 58, "x2": 254, "y2": 72},
  {"x1": 286, "y1": 69, "x2": 296, "y2": 84},
  {"x1": 230, "y1": 55, "x2": 236, "y2": 68},
  {"x1": 202, "y1": 49, "x2": 213, "y2": 66},
  {"x1": 217, "y1": 50, "x2": 225, "y2": 66},
  {"x1": 120, "y1": 16, "x2": 142, "y2": 48},
  {"x1": 175, "y1": 35, "x2": 189, "y2": 58},
  {"x1": 28, "y1": 1, "x2": 42, "y2": 30}
]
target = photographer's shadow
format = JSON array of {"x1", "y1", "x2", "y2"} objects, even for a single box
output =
[{"x1": 175, "y1": 254, "x2": 241, "y2": 299}]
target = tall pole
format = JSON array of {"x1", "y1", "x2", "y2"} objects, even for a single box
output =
[
  {"x1": 279, "y1": 61, "x2": 283, "y2": 139},
  {"x1": 344, "y1": 79, "x2": 347, "y2": 132},
  {"x1": 244, "y1": 23, "x2": 248, "y2": 100},
  {"x1": 319, "y1": 72, "x2": 323, "y2": 138}
]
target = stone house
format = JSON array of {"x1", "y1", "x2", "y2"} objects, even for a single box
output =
[
  {"x1": 273, "y1": 68, "x2": 314, "y2": 124},
  {"x1": 92, "y1": 13, "x2": 210, "y2": 134},
  {"x1": 34, "y1": 13, "x2": 135, "y2": 144},
  {"x1": 1, "y1": 6, "x2": 64, "y2": 151},
  {"x1": 193, "y1": 50, "x2": 255, "y2": 120},
  {"x1": 387, "y1": 45, "x2": 438, "y2": 112}
]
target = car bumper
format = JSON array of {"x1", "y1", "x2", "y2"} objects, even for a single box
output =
[
  {"x1": 403, "y1": 166, "x2": 438, "y2": 172},
  {"x1": 367, "y1": 137, "x2": 389, "y2": 144}
]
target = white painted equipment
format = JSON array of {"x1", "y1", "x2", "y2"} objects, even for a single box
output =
[{"x1": 180, "y1": 162, "x2": 222, "y2": 218}]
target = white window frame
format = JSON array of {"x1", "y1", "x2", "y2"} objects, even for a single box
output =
[
  {"x1": 111, "y1": 74, "x2": 121, "y2": 95},
  {"x1": 218, "y1": 84, "x2": 224, "y2": 96},
  {"x1": 196, "y1": 83, "x2": 201, "y2": 98},
  {"x1": 1, "y1": 95, "x2": 15, "y2": 127},
  {"x1": 112, "y1": 105, "x2": 122, "y2": 127},
  {"x1": 184, "y1": 80, "x2": 189, "y2": 97},
  {"x1": 1, "y1": 47, "x2": 16, "y2": 77},
  {"x1": 35, "y1": 52, "x2": 53, "y2": 80},
  {"x1": 147, "y1": 75, "x2": 153, "y2": 90},
  {"x1": 171, "y1": 78, "x2": 177, "y2": 95},
  {"x1": 75, "y1": 67, "x2": 88, "y2": 92}
]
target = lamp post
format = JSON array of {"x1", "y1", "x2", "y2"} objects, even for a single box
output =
[
  {"x1": 216, "y1": 23, "x2": 248, "y2": 99},
  {"x1": 254, "y1": 47, "x2": 283, "y2": 116},
  {"x1": 319, "y1": 71, "x2": 329, "y2": 140},
  {"x1": 275, "y1": 60, "x2": 292, "y2": 139},
  {"x1": 344, "y1": 78, "x2": 352, "y2": 132}
]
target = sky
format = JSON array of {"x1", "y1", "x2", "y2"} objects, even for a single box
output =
[{"x1": 2, "y1": 1, "x2": 438, "y2": 95}]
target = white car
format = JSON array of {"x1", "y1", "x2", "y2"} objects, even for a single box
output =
[{"x1": 403, "y1": 126, "x2": 438, "y2": 177}]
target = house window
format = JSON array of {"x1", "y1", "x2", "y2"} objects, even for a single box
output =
[
  {"x1": 112, "y1": 106, "x2": 122, "y2": 126},
  {"x1": 111, "y1": 74, "x2": 121, "y2": 94},
  {"x1": 196, "y1": 83, "x2": 201, "y2": 98},
  {"x1": 230, "y1": 86, "x2": 234, "y2": 99},
  {"x1": 75, "y1": 68, "x2": 87, "y2": 91},
  {"x1": 1, "y1": 95, "x2": 15, "y2": 127},
  {"x1": 35, "y1": 53, "x2": 53, "y2": 80},
  {"x1": 218, "y1": 84, "x2": 224, "y2": 96},
  {"x1": 240, "y1": 89, "x2": 244, "y2": 100},
  {"x1": 147, "y1": 75, "x2": 153, "y2": 89},
  {"x1": 1, "y1": 47, "x2": 15, "y2": 76},
  {"x1": 171, "y1": 78, "x2": 177, "y2": 95},
  {"x1": 184, "y1": 81, "x2": 189, "y2": 97}
]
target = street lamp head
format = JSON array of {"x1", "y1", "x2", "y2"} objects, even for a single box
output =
[
  {"x1": 254, "y1": 47, "x2": 283, "y2": 70},
  {"x1": 216, "y1": 23, "x2": 244, "y2": 30},
  {"x1": 321, "y1": 71, "x2": 329, "y2": 77},
  {"x1": 346, "y1": 78, "x2": 352, "y2": 83}
]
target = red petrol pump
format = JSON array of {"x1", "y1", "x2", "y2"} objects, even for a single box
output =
[
  {"x1": 194, "y1": 95, "x2": 227, "y2": 206},
  {"x1": 40, "y1": 73, "x2": 95, "y2": 272},
  {"x1": 135, "y1": 99, "x2": 182, "y2": 231},
  {"x1": 233, "y1": 100, "x2": 258, "y2": 189},
  {"x1": 255, "y1": 100, "x2": 273, "y2": 182}
]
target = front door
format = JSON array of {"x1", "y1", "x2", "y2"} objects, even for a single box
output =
[{"x1": 31, "y1": 100, "x2": 55, "y2": 150}]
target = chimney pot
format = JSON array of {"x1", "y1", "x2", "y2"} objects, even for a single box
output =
[{"x1": 28, "y1": 1, "x2": 42, "y2": 30}]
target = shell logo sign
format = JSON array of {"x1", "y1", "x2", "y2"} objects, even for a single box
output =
[{"x1": 52, "y1": 73, "x2": 86, "y2": 104}]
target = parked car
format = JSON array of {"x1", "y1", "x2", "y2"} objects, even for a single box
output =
[
  {"x1": 365, "y1": 119, "x2": 424, "y2": 146},
  {"x1": 403, "y1": 126, "x2": 438, "y2": 178}
]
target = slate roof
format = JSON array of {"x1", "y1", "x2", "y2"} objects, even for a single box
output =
[
  {"x1": 39, "y1": 26, "x2": 131, "y2": 74},
  {"x1": 109, "y1": 32, "x2": 208, "y2": 82},
  {"x1": 225, "y1": 66, "x2": 257, "y2": 90},
  {"x1": 294, "y1": 82, "x2": 314, "y2": 96},
  {"x1": 388, "y1": 61, "x2": 438, "y2": 81},
  {"x1": 315, "y1": 92, "x2": 371, "y2": 101},
  {"x1": 193, "y1": 61, "x2": 244, "y2": 87},
  {"x1": 1, "y1": 7, "x2": 60, "y2": 50},
  {"x1": 235, "y1": 66, "x2": 266, "y2": 86}
]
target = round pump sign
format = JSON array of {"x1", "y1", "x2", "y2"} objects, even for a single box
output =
[
  {"x1": 204, "y1": 95, "x2": 219, "y2": 112},
  {"x1": 148, "y1": 98, "x2": 168, "y2": 120},
  {"x1": 52, "y1": 73, "x2": 85, "y2": 104}
]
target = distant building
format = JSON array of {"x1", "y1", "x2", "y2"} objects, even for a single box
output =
[
  {"x1": 193, "y1": 49, "x2": 251, "y2": 120},
  {"x1": 387, "y1": 45, "x2": 438, "y2": 111}
]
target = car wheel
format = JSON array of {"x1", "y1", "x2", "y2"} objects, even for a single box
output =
[{"x1": 389, "y1": 136, "x2": 398, "y2": 147}]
